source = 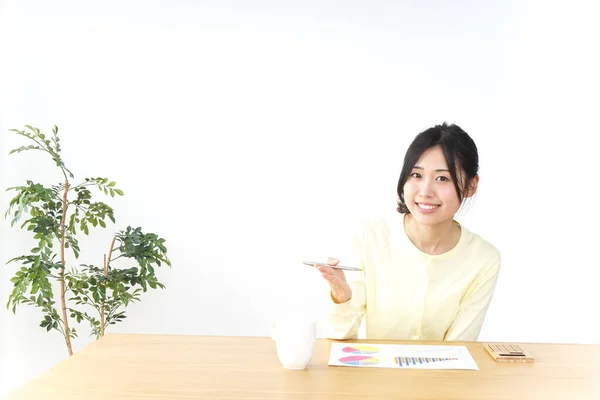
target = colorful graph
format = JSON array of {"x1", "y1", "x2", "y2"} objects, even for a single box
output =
[
  {"x1": 394, "y1": 356, "x2": 459, "y2": 367},
  {"x1": 342, "y1": 345, "x2": 380, "y2": 355},
  {"x1": 339, "y1": 355, "x2": 381, "y2": 366},
  {"x1": 329, "y1": 342, "x2": 479, "y2": 370}
]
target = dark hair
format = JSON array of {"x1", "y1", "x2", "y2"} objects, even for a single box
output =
[{"x1": 396, "y1": 122, "x2": 479, "y2": 214}]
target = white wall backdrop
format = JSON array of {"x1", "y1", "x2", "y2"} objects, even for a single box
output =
[{"x1": 2, "y1": 0, "x2": 599, "y2": 396}]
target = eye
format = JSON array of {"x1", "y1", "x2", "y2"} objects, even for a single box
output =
[
  {"x1": 410, "y1": 172, "x2": 421, "y2": 178},
  {"x1": 436, "y1": 176, "x2": 451, "y2": 182}
]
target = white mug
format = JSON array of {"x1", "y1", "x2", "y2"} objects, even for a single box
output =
[{"x1": 271, "y1": 320, "x2": 316, "y2": 370}]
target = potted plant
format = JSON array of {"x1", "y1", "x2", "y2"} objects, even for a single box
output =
[{"x1": 4, "y1": 125, "x2": 171, "y2": 356}]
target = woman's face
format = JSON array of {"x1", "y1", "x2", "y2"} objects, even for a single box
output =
[{"x1": 403, "y1": 145, "x2": 475, "y2": 227}]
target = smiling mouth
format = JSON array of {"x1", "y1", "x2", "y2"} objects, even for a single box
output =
[{"x1": 416, "y1": 203, "x2": 440, "y2": 211}]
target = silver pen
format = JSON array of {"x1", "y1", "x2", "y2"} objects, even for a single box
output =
[{"x1": 302, "y1": 261, "x2": 362, "y2": 272}]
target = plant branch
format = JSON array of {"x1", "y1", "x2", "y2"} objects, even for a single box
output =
[
  {"x1": 59, "y1": 179, "x2": 73, "y2": 356},
  {"x1": 29, "y1": 133, "x2": 69, "y2": 181},
  {"x1": 68, "y1": 182, "x2": 95, "y2": 191},
  {"x1": 106, "y1": 306, "x2": 119, "y2": 321},
  {"x1": 55, "y1": 318, "x2": 66, "y2": 337},
  {"x1": 101, "y1": 254, "x2": 106, "y2": 336},
  {"x1": 101, "y1": 236, "x2": 116, "y2": 337}
]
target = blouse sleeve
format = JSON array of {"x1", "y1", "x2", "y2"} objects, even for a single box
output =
[
  {"x1": 322, "y1": 223, "x2": 368, "y2": 340},
  {"x1": 443, "y1": 255, "x2": 501, "y2": 341}
]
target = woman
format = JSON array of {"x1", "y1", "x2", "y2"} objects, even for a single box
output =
[{"x1": 317, "y1": 123, "x2": 500, "y2": 341}]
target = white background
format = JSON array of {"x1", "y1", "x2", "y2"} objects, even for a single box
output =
[{"x1": 2, "y1": 0, "x2": 599, "y2": 396}]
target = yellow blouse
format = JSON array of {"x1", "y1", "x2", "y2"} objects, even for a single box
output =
[{"x1": 323, "y1": 213, "x2": 501, "y2": 341}]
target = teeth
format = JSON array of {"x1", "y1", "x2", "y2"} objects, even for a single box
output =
[{"x1": 418, "y1": 204, "x2": 439, "y2": 210}]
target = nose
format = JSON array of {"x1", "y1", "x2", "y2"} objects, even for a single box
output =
[{"x1": 418, "y1": 179, "x2": 435, "y2": 198}]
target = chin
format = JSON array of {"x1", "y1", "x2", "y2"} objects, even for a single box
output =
[
  {"x1": 410, "y1": 215, "x2": 443, "y2": 227},
  {"x1": 406, "y1": 206, "x2": 449, "y2": 226}
]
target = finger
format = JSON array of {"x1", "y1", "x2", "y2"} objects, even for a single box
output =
[
  {"x1": 324, "y1": 272, "x2": 346, "y2": 287},
  {"x1": 327, "y1": 257, "x2": 340, "y2": 266},
  {"x1": 321, "y1": 272, "x2": 343, "y2": 286},
  {"x1": 317, "y1": 265, "x2": 336, "y2": 275}
]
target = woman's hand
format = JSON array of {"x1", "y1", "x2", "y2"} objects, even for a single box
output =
[{"x1": 316, "y1": 257, "x2": 352, "y2": 304}]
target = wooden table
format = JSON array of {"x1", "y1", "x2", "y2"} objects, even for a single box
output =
[{"x1": 5, "y1": 334, "x2": 600, "y2": 399}]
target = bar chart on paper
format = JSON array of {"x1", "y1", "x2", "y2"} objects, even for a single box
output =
[
  {"x1": 328, "y1": 343, "x2": 479, "y2": 370},
  {"x1": 395, "y1": 356, "x2": 458, "y2": 367}
]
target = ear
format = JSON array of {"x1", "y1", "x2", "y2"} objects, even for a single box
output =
[{"x1": 464, "y1": 175, "x2": 479, "y2": 198}]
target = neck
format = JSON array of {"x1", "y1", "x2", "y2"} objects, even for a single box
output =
[{"x1": 404, "y1": 214, "x2": 460, "y2": 255}]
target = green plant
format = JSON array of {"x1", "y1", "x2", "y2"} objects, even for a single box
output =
[{"x1": 4, "y1": 125, "x2": 171, "y2": 356}]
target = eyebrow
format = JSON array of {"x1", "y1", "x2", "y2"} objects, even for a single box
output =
[{"x1": 412, "y1": 166, "x2": 450, "y2": 172}]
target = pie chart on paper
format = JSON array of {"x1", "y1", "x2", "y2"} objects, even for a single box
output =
[
  {"x1": 339, "y1": 355, "x2": 381, "y2": 366},
  {"x1": 341, "y1": 345, "x2": 380, "y2": 355}
]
